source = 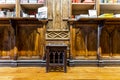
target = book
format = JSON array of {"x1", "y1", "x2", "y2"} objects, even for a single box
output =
[
  {"x1": 6, "y1": 0, "x2": 15, "y2": 3},
  {"x1": 38, "y1": 0, "x2": 44, "y2": 3},
  {"x1": 114, "y1": 14, "x2": 120, "y2": 17},
  {"x1": 0, "y1": 11, "x2": 5, "y2": 17},
  {"x1": 0, "y1": 0, "x2": 5, "y2": 3},
  {"x1": 88, "y1": 9, "x2": 97, "y2": 18},
  {"x1": 75, "y1": 14, "x2": 89, "y2": 19},
  {"x1": 72, "y1": 0, "x2": 76, "y2": 3},
  {"x1": 118, "y1": 0, "x2": 120, "y2": 3},
  {"x1": 100, "y1": 0, "x2": 104, "y2": 3},
  {"x1": 83, "y1": 0, "x2": 94, "y2": 3},
  {"x1": 38, "y1": 6, "x2": 47, "y2": 19},
  {"x1": 20, "y1": 0, "x2": 28, "y2": 3},
  {"x1": 29, "y1": 0, "x2": 37, "y2": 3},
  {"x1": 30, "y1": 15, "x2": 35, "y2": 17},
  {"x1": 76, "y1": 0, "x2": 80, "y2": 3},
  {"x1": 107, "y1": 0, "x2": 114, "y2": 3},
  {"x1": 98, "y1": 13, "x2": 114, "y2": 18}
]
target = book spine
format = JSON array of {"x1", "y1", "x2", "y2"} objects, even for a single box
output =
[
  {"x1": 72, "y1": 0, "x2": 76, "y2": 3},
  {"x1": 117, "y1": 0, "x2": 120, "y2": 3},
  {"x1": 38, "y1": 0, "x2": 44, "y2": 3},
  {"x1": 76, "y1": 0, "x2": 80, "y2": 3}
]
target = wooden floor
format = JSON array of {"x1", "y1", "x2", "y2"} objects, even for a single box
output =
[{"x1": 0, "y1": 67, "x2": 120, "y2": 80}]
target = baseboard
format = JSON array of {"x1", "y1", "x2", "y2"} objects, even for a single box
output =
[
  {"x1": 1, "y1": 59, "x2": 120, "y2": 67},
  {"x1": 0, "y1": 60, "x2": 46, "y2": 67},
  {"x1": 68, "y1": 59, "x2": 120, "y2": 67}
]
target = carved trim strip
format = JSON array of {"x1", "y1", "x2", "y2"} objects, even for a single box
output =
[{"x1": 46, "y1": 31, "x2": 69, "y2": 40}]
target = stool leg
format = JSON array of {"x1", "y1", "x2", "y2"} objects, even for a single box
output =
[
  {"x1": 46, "y1": 66, "x2": 49, "y2": 73},
  {"x1": 64, "y1": 65, "x2": 67, "y2": 73}
]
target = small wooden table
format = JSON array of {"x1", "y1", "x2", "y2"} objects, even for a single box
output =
[{"x1": 46, "y1": 44, "x2": 67, "y2": 72}]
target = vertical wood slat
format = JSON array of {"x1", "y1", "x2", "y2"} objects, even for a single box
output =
[
  {"x1": 69, "y1": 0, "x2": 71, "y2": 18},
  {"x1": 61, "y1": 0, "x2": 69, "y2": 29},
  {"x1": 47, "y1": 0, "x2": 53, "y2": 19},
  {"x1": 42, "y1": 24, "x2": 46, "y2": 58},
  {"x1": 16, "y1": 0, "x2": 20, "y2": 17},
  {"x1": 96, "y1": 0, "x2": 100, "y2": 16},
  {"x1": 53, "y1": 0, "x2": 61, "y2": 29},
  {"x1": 62, "y1": 0, "x2": 69, "y2": 18}
]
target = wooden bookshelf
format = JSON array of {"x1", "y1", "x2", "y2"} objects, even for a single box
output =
[
  {"x1": 100, "y1": 3, "x2": 120, "y2": 11},
  {"x1": 71, "y1": 2, "x2": 96, "y2": 17},
  {"x1": 0, "y1": 3, "x2": 15, "y2": 9},
  {"x1": 20, "y1": 3, "x2": 44, "y2": 10},
  {"x1": 72, "y1": 3, "x2": 95, "y2": 11},
  {"x1": 0, "y1": 18, "x2": 47, "y2": 60}
]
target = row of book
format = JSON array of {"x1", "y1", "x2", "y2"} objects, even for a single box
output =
[
  {"x1": 0, "y1": 0, "x2": 15, "y2": 3},
  {"x1": 0, "y1": 0, "x2": 44, "y2": 4},
  {"x1": 73, "y1": 13, "x2": 120, "y2": 19},
  {"x1": 99, "y1": 13, "x2": 120, "y2": 18},
  {"x1": 72, "y1": 0, "x2": 94, "y2": 3},
  {"x1": 20, "y1": 0, "x2": 45, "y2": 3},
  {"x1": 100, "y1": 0, "x2": 120, "y2": 3},
  {"x1": 0, "y1": 9, "x2": 15, "y2": 17},
  {"x1": 21, "y1": 6, "x2": 47, "y2": 19}
]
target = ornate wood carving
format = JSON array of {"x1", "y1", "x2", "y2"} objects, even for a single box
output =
[
  {"x1": 0, "y1": 18, "x2": 47, "y2": 60},
  {"x1": 46, "y1": 30, "x2": 69, "y2": 40},
  {"x1": 69, "y1": 18, "x2": 120, "y2": 59},
  {"x1": 100, "y1": 24, "x2": 120, "y2": 57}
]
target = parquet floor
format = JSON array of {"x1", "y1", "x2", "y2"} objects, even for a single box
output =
[{"x1": 0, "y1": 67, "x2": 120, "y2": 80}]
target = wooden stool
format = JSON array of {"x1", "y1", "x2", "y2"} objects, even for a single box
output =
[{"x1": 46, "y1": 44, "x2": 67, "y2": 73}]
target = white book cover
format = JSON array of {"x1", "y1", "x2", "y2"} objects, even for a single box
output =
[
  {"x1": 6, "y1": 0, "x2": 15, "y2": 3},
  {"x1": 29, "y1": 0, "x2": 37, "y2": 3},
  {"x1": 0, "y1": 0, "x2": 5, "y2": 3},
  {"x1": 20, "y1": 0, "x2": 28, "y2": 3},
  {"x1": 38, "y1": 0, "x2": 44, "y2": 3},
  {"x1": 0, "y1": 11, "x2": 5, "y2": 17},
  {"x1": 38, "y1": 6, "x2": 47, "y2": 19},
  {"x1": 88, "y1": 9, "x2": 97, "y2": 18}
]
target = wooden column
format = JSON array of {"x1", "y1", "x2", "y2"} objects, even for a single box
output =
[{"x1": 16, "y1": 0, "x2": 20, "y2": 17}]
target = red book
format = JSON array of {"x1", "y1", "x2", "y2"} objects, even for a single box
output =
[
  {"x1": 76, "y1": 0, "x2": 80, "y2": 3},
  {"x1": 72, "y1": 0, "x2": 76, "y2": 3},
  {"x1": 38, "y1": 0, "x2": 44, "y2": 3}
]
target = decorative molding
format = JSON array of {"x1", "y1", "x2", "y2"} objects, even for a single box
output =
[{"x1": 46, "y1": 30, "x2": 69, "y2": 40}]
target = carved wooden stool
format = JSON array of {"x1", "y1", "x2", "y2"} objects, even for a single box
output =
[{"x1": 46, "y1": 44, "x2": 67, "y2": 73}]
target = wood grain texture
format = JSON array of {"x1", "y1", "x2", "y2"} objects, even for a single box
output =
[
  {"x1": 100, "y1": 24, "x2": 120, "y2": 57},
  {"x1": 16, "y1": 26, "x2": 44, "y2": 59},
  {"x1": 71, "y1": 26, "x2": 97, "y2": 59},
  {"x1": 0, "y1": 26, "x2": 14, "y2": 59},
  {"x1": 48, "y1": 0, "x2": 69, "y2": 30},
  {"x1": 62, "y1": 0, "x2": 69, "y2": 18},
  {"x1": 47, "y1": 0, "x2": 53, "y2": 19},
  {"x1": 53, "y1": 0, "x2": 61, "y2": 29},
  {"x1": 0, "y1": 18, "x2": 46, "y2": 60},
  {"x1": 0, "y1": 67, "x2": 120, "y2": 80}
]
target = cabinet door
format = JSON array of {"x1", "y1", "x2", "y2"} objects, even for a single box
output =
[
  {"x1": 71, "y1": 26, "x2": 97, "y2": 59},
  {"x1": 0, "y1": 26, "x2": 14, "y2": 59},
  {"x1": 16, "y1": 26, "x2": 44, "y2": 60},
  {"x1": 100, "y1": 24, "x2": 120, "y2": 59}
]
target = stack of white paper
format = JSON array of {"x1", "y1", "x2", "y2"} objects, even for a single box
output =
[{"x1": 38, "y1": 6, "x2": 47, "y2": 19}]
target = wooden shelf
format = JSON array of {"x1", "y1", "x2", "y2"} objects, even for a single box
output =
[
  {"x1": 72, "y1": 3, "x2": 95, "y2": 15},
  {"x1": 100, "y1": 3, "x2": 120, "y2": 11},
  {"x1": 72, "y1": 3, "x2": 95, "y2": 11},
  {"x1": 0, "y1": 3, "x2": 15, "y2": 9},
  {"x1": 20, "y1": 3, "x2": 44, "y2": 10}
]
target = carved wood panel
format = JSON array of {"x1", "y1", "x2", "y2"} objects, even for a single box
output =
[
  {"x1": 47, "y1": 0, "x2": 69, "y2": 29},
  {"x1": 0, "y1": 26, "x2": 14, "y2": 59},
  {"x1": 100, "y1": 24, "x2": 120, "y2": 57},
  {"x1": 16, "y1": 26, "x2": 44, "y2": 59},
  {"x1": 71, "y1": 26, "x2": 97, "y2": 59},
  {"x1": 46, "y1": 31, "x2": 69, "y2": 40}
]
